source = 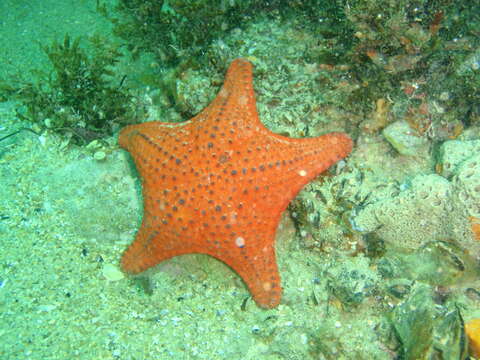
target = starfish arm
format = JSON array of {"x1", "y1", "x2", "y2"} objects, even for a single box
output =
[
  {"x1": 193, "y1": 58, "x2": 261, "y2": 138},
  {"x1": 121, "y1": 221, "x2": 210, "y2": 274},
  {"x1": 226, "y1": 245, "x2": 282, "y2": 309},
  {"x1": 203, "y1": 58, "x2": 256, "y2": 117},
  {"x1": 122, "y1": 203, "x2": 283, "y2": 308},
  {"x1": 221, "y1": 131, "x2": 353, "y2": 218},
  {"x1": 121, "y1": 223, "x2": 176, "y2": 274},
  {"x1": 269, "y1": 131, "x2": 353, "y2": 194},
  {"x1": 193, "y1": 218, "x2": 283, "y2": 308},
  {"x1": 121, "y1": 228, "x2": 282, "y2": 309}
]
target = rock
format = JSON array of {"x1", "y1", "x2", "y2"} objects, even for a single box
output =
[
  {"x1": 438, "y1": 140, "x2": 480, "y2": 179},
  {"x1": 102, "y1": 263, "x2": 125, "y2": 281},
  {"x1": 383, "y1": 120, "x2": 429, "y2": 156},
  {"x1": 93, "y1": 151, "x2": 106, "y2": 161}
]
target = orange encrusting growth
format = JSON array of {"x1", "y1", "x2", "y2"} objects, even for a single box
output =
[
  {"x1": 119, "y1": 58, "x2": 353, "y2": 308},
  {"x1": 466, "y1": 318, "x2": 480, "y2": 358},
  {"x1": 470, "y1": 217, "x2": 480, "y2": 242}
]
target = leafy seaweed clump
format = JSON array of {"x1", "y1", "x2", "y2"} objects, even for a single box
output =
[
  {"x1": 0, "y1": 34, "x2": 144, "y2": 144},
  {"x1": 98, "y1": 0, "x2": 257, "y2": 67},
  {"x1": 98, "y1": 0, "x2": 321, "y2": 67}
]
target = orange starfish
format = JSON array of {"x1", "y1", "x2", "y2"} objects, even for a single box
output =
[{"x1": 119, "y1": 58, "x2": 353, "y2": 308}]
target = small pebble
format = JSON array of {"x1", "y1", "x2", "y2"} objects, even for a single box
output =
[
  {"x1": 86, "y1": 139, "x2": 100, "y2": 150},
  {"x1": 38, "y1": 304, "x2": 57, "y2": 312},
  {"x1": 94, "y1": 151, "x2": 106, "y2": 161},
  {"x1": 102, "y1": 264, "x2": 125, "y2": 281},
  {"x1": 44, "y1": 118, "x2": 53, "y2": 128}
]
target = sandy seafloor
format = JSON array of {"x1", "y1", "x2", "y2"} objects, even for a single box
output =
[{"x1": 1, "y1": 1, "x2": 480, "y2": 359}]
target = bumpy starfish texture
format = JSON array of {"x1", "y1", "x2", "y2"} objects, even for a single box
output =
[{"x1": 119, "y1": 58, "x2": 353, "y2": 308}]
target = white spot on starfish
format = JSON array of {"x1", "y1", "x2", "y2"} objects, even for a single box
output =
[{"x1": 235, "y1": 236, "x2": 245, "y2": 248}]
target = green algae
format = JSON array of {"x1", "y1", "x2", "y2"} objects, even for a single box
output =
[{"x1": 0, "y1": 34, "x2": 145, "y2": 144}]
